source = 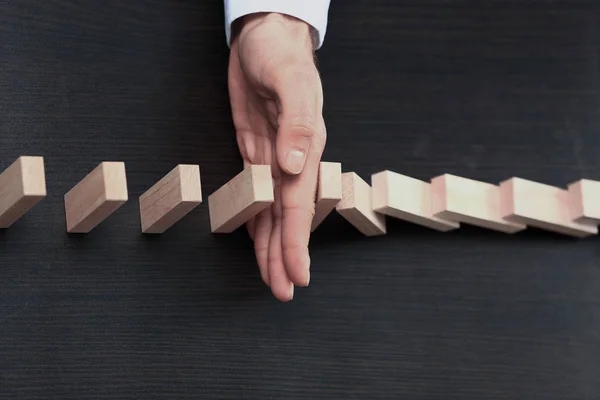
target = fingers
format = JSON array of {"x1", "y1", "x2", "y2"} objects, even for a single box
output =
[
  {"x1": 280, "y1": 184, "x2": 314, "y2": 287},
  {"x1": 229, "y1": 18, "x2": 325, "y2": 300},
  {"x1": 280, "y1": 119, "x2": 325, "y2": 287},
  {"x1": 268, "y1": 219, "x2": 294, "y2": 302},
  {"x1": 252, "y1": 209, "x2": 272, "y2": 287},
  {"x1": 268, "y1": 61, "x2": 324, "y2": 287},
  {"x1": 265, "y1": 58, "x2": 325, "y2": 289},
  {"x1": 272, "y1": 63, "x2": 324, "y2": 288},
  {"x1": 268, "y1": 176, "x2": 294, "y2": 301}
]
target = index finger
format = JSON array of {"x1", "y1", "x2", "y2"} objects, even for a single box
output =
[{"x1": 280, "y1": 120, "x2": 326, "y2": 287}]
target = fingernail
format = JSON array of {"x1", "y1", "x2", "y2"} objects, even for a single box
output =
[
  {"x1": 286, "y1": 150, "x2": 306, "y2": 174},
  {"x1": 306, "y1": 270, "x2": 310, "y2": 286}
]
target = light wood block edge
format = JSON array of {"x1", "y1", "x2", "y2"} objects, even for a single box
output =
[
  {"x1": 64, "y1": 161, "x2": 128, "y2": 233},
  {"x1": 568, "y1": 179, "x2": 600, "y2": 225},
  {"x1": 336, "y1": 172, "x2": 386, "y2": 236},
  {"x1": 430, "y1": 173, "x2": 525, "y2": 234},
  {"x1": 311, "y1": 161, "x2": 342, "y2": 232},
  {"x1": 372, "y1": 170, "x2": 458, "y2": 232},
  {"x1": 499, "y1": 177, "x2": 596, "y2": 238},
  {"x1": 139, "y1": 164, "x2": 202, "y2": 234},
  {"x1": 0, "y1": 156, "x2": 47, "y2": 228},
  {"x1": 208, "y1": 164, "x2": 274, "y2": 234}
]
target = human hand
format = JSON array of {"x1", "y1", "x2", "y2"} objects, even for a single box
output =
[{"x1": 227, "y1": 12, "x2": 326, "y2": 301}]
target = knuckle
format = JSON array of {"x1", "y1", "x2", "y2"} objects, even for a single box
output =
[
  {"x1": 283, "y1": 203, "x2": 315, "y2": 219},
  {"x1": 282, "y1": 244, "x2": 306, "y2": 254},
  {"x1": 282, "y1": 114, "x2": 325, "y2": 142},
  {"x1": 286, "y1": 121, "x2": 318, "y2": 139},
  {"x1": 312, "y1": 123, "x2": 327, "y2": 153}
]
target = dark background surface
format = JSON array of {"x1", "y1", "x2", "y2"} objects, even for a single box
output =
[{"x1": 1, "y1": 0, "x2": 600, "y2": 398}]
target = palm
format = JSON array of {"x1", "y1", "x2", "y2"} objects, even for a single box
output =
[{"x1": 227, "y1": 16, "x2": 325, "y2": 301}]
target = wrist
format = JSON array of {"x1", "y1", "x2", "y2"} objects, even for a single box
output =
[{"x1": 232, "y1": 12, "x2": 315, "y2": 52}]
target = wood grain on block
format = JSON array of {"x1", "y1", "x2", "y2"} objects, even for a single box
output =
[
  {"x1": 430, "y1": 173, "x2": 526, "y2": 233},
  {"x1": 568, "y1": 179, "x2": 600, "y2": 225},
  {"x1": 64, "y1": 162, "x2": 128, "y2": 233},
  {"x1": 499, "y1": 177, "x2": 597, "y2": 237},
  {"x1": 139, "y1": 164, "x2": 202, "y2": 233},
  {"x1": 0, "y1": 156, "x2": 47, "y2": 228},
  {"x1": 372, "y1": 170, "x2": 458, "y2": 231},
  {"x1": 311, "y1": 161, "x2": 342, "y2": 232},
  {"x1": 336, "y1": 172, "x2": 386, "y2": 236},
  {"x1": 208, "y1": 164, "x2": 274, "y2": 233}
]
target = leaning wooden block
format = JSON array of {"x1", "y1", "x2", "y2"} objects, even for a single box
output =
[
  {"x1": 64, "y1": 161, "x2": 128, "y2": 233},
  {"x1": 0, "y1": 156, "x2": 46, "y2": 228},
  {"x1": 372, "y1": 170, "x2": 458, "y2": 231},
  {"x1": 208, "y1": 164, "x2": 274, "y2": 233},
  {"x1": 568, "y1": 179, "x2": 600, "y2": 225},
  {"x1": 311, "y1": 161, "x2": 342, "y2": 231},
  {"x1": 430, "y1": 173, "x2": 525, "y2": 233},
  {"x1": 139, "y1": 164, "x2": 202, "y2": 233},
  {"x1": 499, "y1": 177, "x2": 597, "y2": 237},
  {"x1": 336, "y1": 172, "x2": 386, "y2": 236}
]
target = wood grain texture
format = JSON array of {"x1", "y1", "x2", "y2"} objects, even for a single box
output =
[
  {"x1": 139, "y1": 164, "x2": 202, "y2": 233},
  {"x1": 499, "y1": 177, "x2": 597, "y2": 238},
  {"x1": 372, "y1": 170, "x2": 459, "y2": 231},
  {"x1": 208, "y1": 165, "x2": 274, "y2": 233},
  {"x1": 1, "y1": 1, "x2": 600, "y2": 399},
  {"x1": 336, "y1": 172, "x2": 386, "y2": 236},
  {"x1": 0, "y1": 156, "x2": 46, "y2": 228},
  {"x1": 64, "y1": 162, "x2": 128, "y2": 233},
  {"x1": 311, "y1": 161, "x2": 342, "y2": 231},
  {"x1": 431, "y1": 173, "x2": 526, "y2": 233}
]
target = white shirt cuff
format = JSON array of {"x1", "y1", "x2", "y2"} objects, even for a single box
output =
[{"x1": 224, "y1": 0, "x2": 331, "y2": 49}]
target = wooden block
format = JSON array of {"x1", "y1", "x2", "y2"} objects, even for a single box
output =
[
  {"x1": 336, "y1": 172, "x2": 386, "y2": 236},
  {"x1": 311, "y1": 161, "x2": 342, "y2": 231},
  {"x1": 499, "y1": 177, "x2": 597, "y2": 237},
  {"x1": 64, "y1": 162, "x2": 128, "y2": 233},
  {"x1": 0, "y1": 156, "x2": 46, "y2": 228},
  {"x1": 372, "y1": 170, "x2": 458, "y2": 232},
  {"x1": 139, "y1": 164, "x2": 202, "y2": 233},
  {"x1": 568, "y1": 179, "x2": 600, "y2": 225},
  {"x1": 208, "y1": 164, "x2": 274, "y2": 233},
  {"x1": 430, "y1": 173, "x2": 526, "y2": 233}
]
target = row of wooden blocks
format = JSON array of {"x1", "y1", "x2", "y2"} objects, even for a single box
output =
[
  {"x1": 313, "y1": 163, "x2": 600, "y2": 238},
  {"x1": 0, "y1": 156, "x2": 202, "y2": 233},
  {"x1": 1, "y1": 156, "x2": 600, "y2": 237}
]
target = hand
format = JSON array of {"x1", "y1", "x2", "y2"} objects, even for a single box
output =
[{"x1": 228, "y1": 13, "x2": 326, "y2": 301}]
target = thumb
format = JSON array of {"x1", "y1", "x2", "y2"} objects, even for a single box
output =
[
  {"x1": 273, "y1": 66, "x2": 323, "y2": 175},
  {"x1": 277, "y1": 122, "x2": 315, "y2": 175}
]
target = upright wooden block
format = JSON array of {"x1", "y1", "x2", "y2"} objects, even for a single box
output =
[
  {"x1": 372, "y1": 170, "x2": 458, "y2": 231},
  {"x1": 139, "y1": 164, "x2": 202, "y2": 233},
  {"x1": 336, "y1": 172, "x2": 386, "y2": 236},
  {"x1": 64, "y1": 161, "x2": 128, "y2": 233},
  {"x1": 568, "y1": 179, "x2": 600, "y2": 225},
  {"x1": 208, "y1": 164, "x2": 274, "y2": 233},
  {"x1": 499, "y1": 177, "x2": 597, "y2": 237},
  {"x1": 0, "y1": 156, "x2": 46, "y2": 228},
  {"x1": 430, "y1": 173, "x2": 526, "y2": 233},
  {"x1": 311, "y1": 161, "x2": 342, "y2": 231}
]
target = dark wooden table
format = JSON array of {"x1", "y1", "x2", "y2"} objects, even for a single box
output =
[{"x1": 1, "y1": 1, "x2": 599, "y2": 399}]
